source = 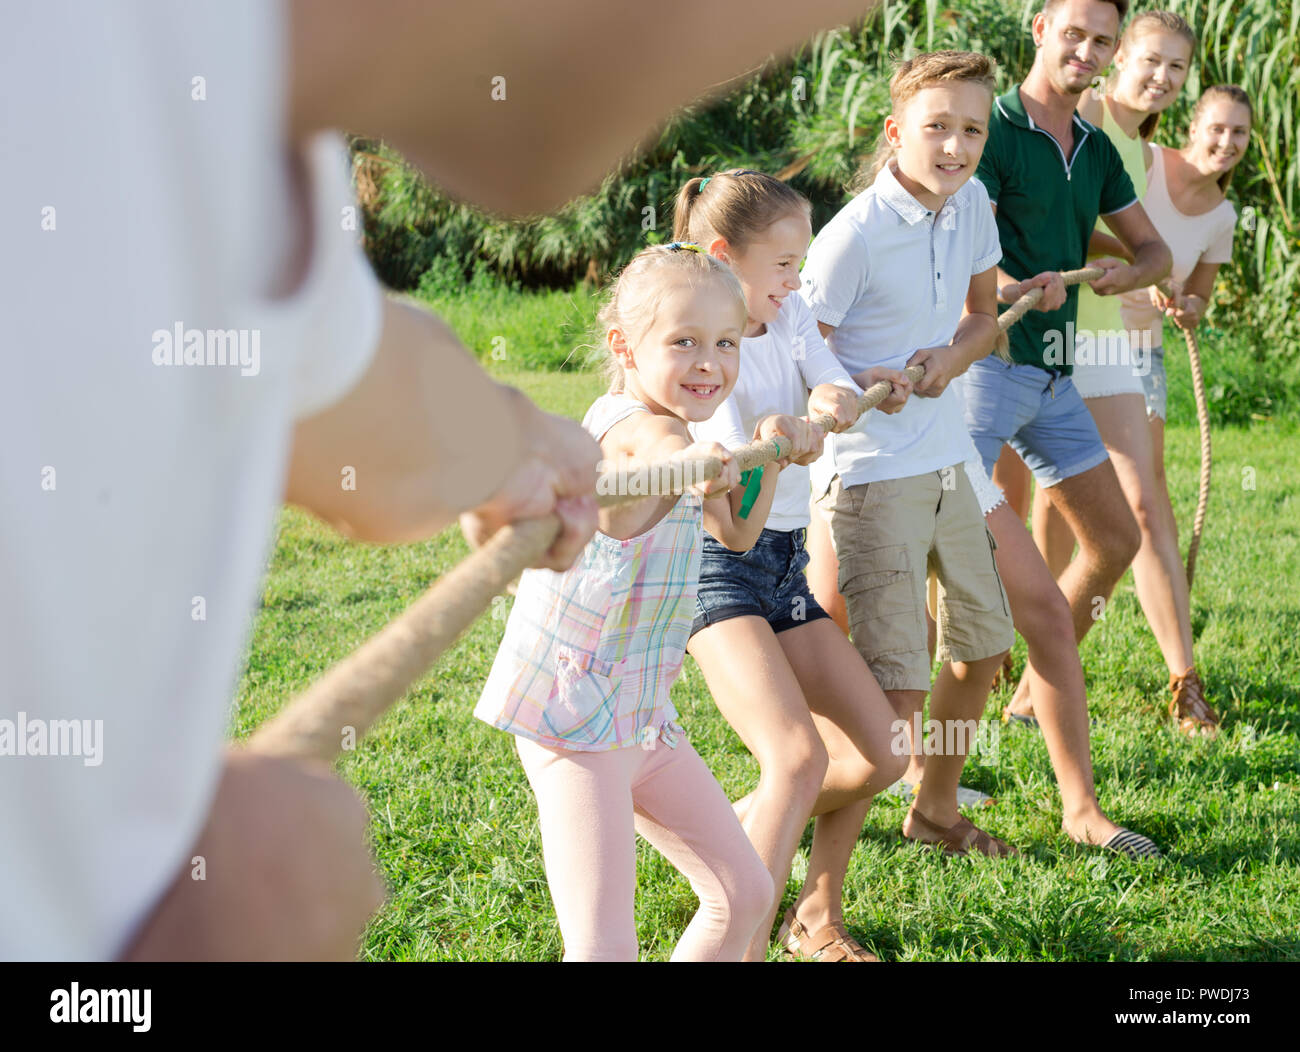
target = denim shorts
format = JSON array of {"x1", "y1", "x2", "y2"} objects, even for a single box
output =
[
  {"x1": 691, "y1": 528, "x2": 830, "y2": 637},
  {"x1": 1142, "y1": 344, "x2": 1168, "y2": 421},
  {"x1": 959, "y1": 356, "x2": 1110, "y2": 487}
]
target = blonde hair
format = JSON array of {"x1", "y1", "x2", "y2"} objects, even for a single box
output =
[
  {"x1": 1110, "y1": 10, "x2": 1197, "y2": 140},
  {"x1": 1189, "y1": 84, "x2": 1254, "y2": 192},
  {"x1": 671, "y1": 167, "x2": 810, "y2": 257},
  {"x1": 854, "y1": 50, "x2": 997, "y2": 193},
  {"x1": 594, "y1": 245, "x2": 747, "y2": 394}
]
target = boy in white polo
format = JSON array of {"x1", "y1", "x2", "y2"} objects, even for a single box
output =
[{"x1": 802, "y1": 51, "x2": 1015, "y2": 856}]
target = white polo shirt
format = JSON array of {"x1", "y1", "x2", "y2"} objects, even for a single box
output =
[
  {"x1": 2, "y1": 3, "x2": 383, "y2": 960},
  {"x1": 691, "y1": 292, "x2": 861, "y2": 531},
  {"x1": 800, "y1": 162, "x2": 1002, "y2": 494}
]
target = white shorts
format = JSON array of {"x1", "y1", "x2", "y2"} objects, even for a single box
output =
[
  {"x1": 963, "y1": 457, "x2": 1006, "y2": 517},
  {"x1": 1070, "y1": 329, "x2": 1147, "y2": 399}
]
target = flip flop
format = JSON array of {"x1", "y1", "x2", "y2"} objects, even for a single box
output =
[{"x1": 1101, "y1": 828, "x2": 1162, "y2": 859}]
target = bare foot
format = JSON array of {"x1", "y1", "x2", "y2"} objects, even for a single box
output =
[
  {"x1": 787, "y1": 898, "x2": 843, "y2": 938},
  {"x1": 1061, "y1": 808, "x2": 1122, "y2": 847}
]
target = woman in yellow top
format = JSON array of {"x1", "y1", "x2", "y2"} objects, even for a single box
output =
[{"x1": 998, "y1": 11, "x2": 1223, "y2": 736}]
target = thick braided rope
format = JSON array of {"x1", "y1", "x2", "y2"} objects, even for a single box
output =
[
  {"x1": 996, "y1": 266, "x2": 1104, "y2": 330},
  {"x1": 1183, "y1": 324, "x2": 1212, "y2": 588}
]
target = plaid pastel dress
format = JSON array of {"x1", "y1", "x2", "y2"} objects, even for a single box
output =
[{"x1": 475, "y1": 394, "x2": 703, "y2": 752}]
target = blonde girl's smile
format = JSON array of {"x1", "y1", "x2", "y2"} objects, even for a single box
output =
[{"x1": 611, "y1": 277, "x2": 743, "y2": 422}]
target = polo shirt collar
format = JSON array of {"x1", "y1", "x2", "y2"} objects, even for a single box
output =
[
  {"x1": 997, "y1": 83, "x2": 1091, "y2": 135},
  {"x1": 875, "y1": 159, "x2": 964, "y2": 227}
]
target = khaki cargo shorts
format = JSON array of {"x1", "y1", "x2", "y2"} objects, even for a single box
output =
[{"x1": 815, "y1": 466, "x2": 1013, "y2": 693}]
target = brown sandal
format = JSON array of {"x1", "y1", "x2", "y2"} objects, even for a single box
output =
[
  {"x1": 775, "y1": 908, "x2": 879, "y2": 962},
  {"x1": 1169, "y1": 666, "x2": 1219, "y2": 738},
  {"x1": 903, "y1": 805, "x2": 1018, "y2": 858}
]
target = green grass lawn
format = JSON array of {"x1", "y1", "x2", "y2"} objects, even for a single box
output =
[{"x1": 234, "y1": 354, "x2": 1300, "y2": 962}]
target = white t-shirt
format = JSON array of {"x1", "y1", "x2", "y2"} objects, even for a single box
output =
[
  {"x1": 1120, "y1": 144, "x2": 1237, "y2": 349},
  {"x1": 2, "y1": 3, "x2": 384, "y2": 960},
  {"x1": 800, "y1": 163, "x2": 1002, "y2": 495},
  {"x1": 691, "y1": 292, "x2": 860, "y2": 531}
]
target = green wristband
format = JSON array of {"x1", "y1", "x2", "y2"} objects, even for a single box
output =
[{"x1": 737, "y1": 465, "x2": 765, "y2": 520}]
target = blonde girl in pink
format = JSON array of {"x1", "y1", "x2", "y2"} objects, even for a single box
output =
[{"x1": 476, "y1": 244, "x2": 797, "y2": 961}]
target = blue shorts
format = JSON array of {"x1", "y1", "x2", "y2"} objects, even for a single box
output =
[
  {"x1": 1142, "y1": 344, "x2": 1168, "y2": 421},
  {"x1": 960, "y1": 357, "x2": 1110, "y2": 487},
  {"x1": 691, "y1": 528, "x2": 830, "y2": 637}
]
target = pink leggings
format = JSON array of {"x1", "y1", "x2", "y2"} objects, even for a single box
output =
[{"x1": 515, "y1": 734, "x2": 774, "y2": 962}]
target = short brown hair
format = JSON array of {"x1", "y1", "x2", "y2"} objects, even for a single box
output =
[
  {"x1": 853, "y1": 50, "x2": 997, "y2": 192},
  {"x1": 1043, "y1": 0, "x2": 1130, "y2": 21}
]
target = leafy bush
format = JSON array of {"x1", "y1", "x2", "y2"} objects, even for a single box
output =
[
  {"x1": 353, "y1": 0, "x2": 1296, "y2": 390},
  {"x1": 1163, "y1": 320, "x2": 1300, "y2": 425}
]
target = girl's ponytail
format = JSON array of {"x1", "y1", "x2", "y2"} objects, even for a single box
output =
[
  {"x1": 671, "y1": 177, "x2": 709, "y2": 242},
  {"x1": 671, "y1": 168, "x2": 809, "y2": 257}
]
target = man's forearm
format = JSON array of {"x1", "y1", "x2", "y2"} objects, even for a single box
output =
[
  {"x1": 995, "y1": 267, "x2": 1022, "y2": 301},
  {"x1": 1127, "y1": 239, "x2": 1173, "y2": 292},
  {"x1": 285, "y1": 299, "x2": 523, "y2": 544}
]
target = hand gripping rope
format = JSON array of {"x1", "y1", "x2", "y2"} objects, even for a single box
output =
[{"x1": 249, "y1": 265, "x2": 1210, "y2": 763}]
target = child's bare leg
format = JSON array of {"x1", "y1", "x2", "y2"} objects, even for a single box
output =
[
  {"x1": 688, "y1": 617, "x2": 828, "y2": 961},
  {"x1": 887, "y1": 689, "x2": 928, "y2": 787},
  {"x1": 986, "y1": 503, "x2": 1120, "y2": 844},
  {"x1": 790, "y1": 799, "x2": 872, "y2": 936},
  {"x1": 904, "y1": 654, "x2": 1003, "y2": 831},
  {"x1": 776, "y1": 620, "x2": 906, "y2": 933},
  {"x1": 805, "y1": 504, "x2": 849, "y2": 636}
]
